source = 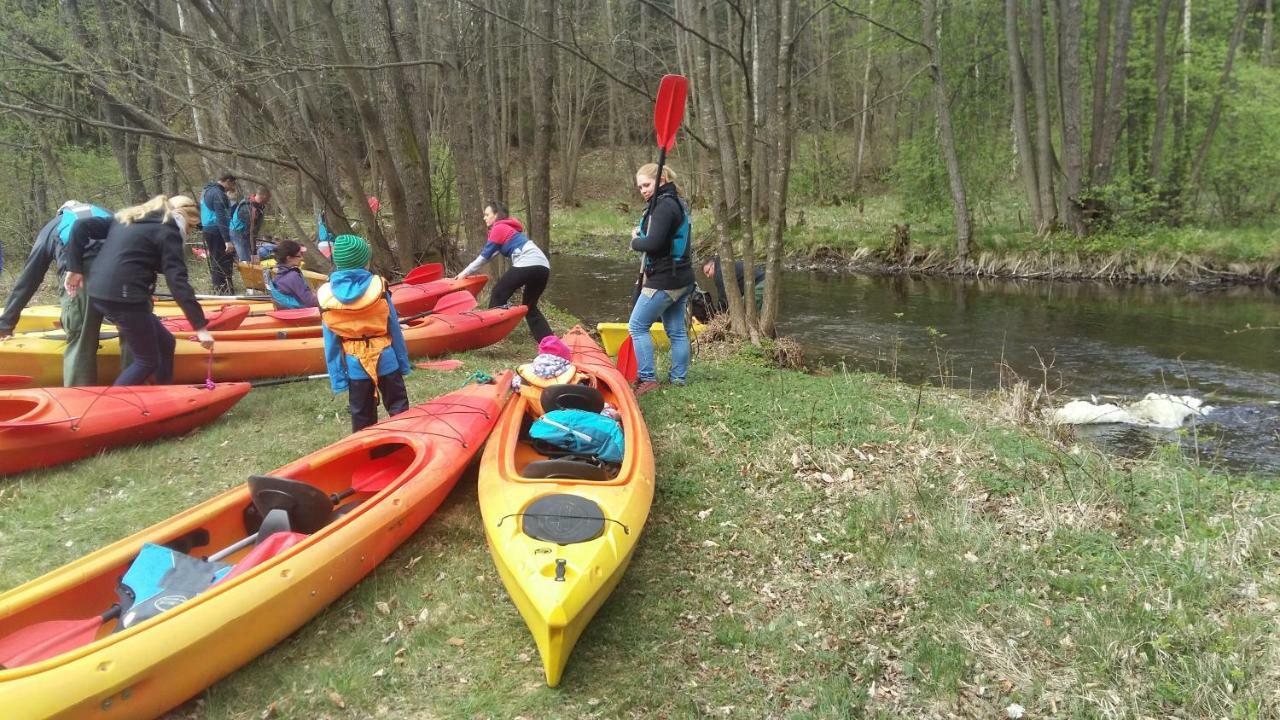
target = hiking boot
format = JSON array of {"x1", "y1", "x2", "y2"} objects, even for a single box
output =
[{"x1": 632, "y1": 380, "x2": 660, "y2": 397}]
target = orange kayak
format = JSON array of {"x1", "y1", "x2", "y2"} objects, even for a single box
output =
[
  {"x1": 0, "y1": 307, "x2": 527, "y2": 386},
  {"x1": 0, "y1": 384, "x2": 250, "y2": 476},
  {"x1": 0, "y1": 377, "x2": 511, "y2": 718}
]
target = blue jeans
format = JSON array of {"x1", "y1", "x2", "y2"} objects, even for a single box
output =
[
  {"x1": 96, "y1": 300, "x2": 176, "y2": 385},
  {"x1": 627, "y1": 285, "x2": 693, "y2": 384}
]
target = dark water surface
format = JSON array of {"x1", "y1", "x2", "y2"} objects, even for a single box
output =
[{"x1": 544, "y1": 254, "x2": 1280, "y2": 475}]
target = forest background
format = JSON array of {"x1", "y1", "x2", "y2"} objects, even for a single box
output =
[{"x1": 0, "y1": 0, "x2": 1277, "y2": 340}]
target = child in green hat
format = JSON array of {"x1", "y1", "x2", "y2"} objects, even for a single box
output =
[{"x1": 317, "y1": 234, "x2": 412, "y2": 432}]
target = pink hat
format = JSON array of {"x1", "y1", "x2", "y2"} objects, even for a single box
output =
[{"x1": 537, "y1": 335, "x2": 572, "y2": 361}]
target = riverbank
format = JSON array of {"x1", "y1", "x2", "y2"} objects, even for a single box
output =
[
  {"x1": 552, "y1": 200, "x2": 1280, "y2": 287},
  {"x1": 1, "y1": 321, "x2": 1275, "y2": 717}
]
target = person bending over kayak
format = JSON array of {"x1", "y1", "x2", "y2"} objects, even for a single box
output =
[
  {"x1": 267, "y1": 240, "x2": 318, "y2": 309},
  {"x1": 320, "y1": 234, "x2": 411, "y2": 433},
  {"x1": 701, "y1": 255, "x2": 766, "y2": 315},
  {"x1": 454, "y1": 201, "x2": 553, "y2": 342},
  {"x1": 627, "y1": 163, "x2": 695, "y2": 397},
  {"x1": 0, "y1": 201, "x2": 114, "y2": 386},
  {"x1": 65, "y1": 195, "x2": 215, "y2": 385}
]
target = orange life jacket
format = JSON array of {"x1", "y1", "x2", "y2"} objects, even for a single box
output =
[{"x1": 319, "y1": 276, "x2": 392, "y2": 393}]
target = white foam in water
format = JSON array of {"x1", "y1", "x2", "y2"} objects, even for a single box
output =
[{"x1": 1052, "y1": 393, "x2": 1213, "y2": 429}]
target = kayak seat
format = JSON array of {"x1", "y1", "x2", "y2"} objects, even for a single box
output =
[
  {"x1": 540, "y1": 383, "x2": 605, "y2": 415},
  {"x1": 247, "y1": 475, "x2": 335, "y2": 534},
  {"x1": 523, "y1": 458, "x2": 611, "y2": 481}
]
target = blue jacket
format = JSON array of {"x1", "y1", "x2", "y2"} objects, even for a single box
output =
[
  {"x1": 199, "y1": 182, "x2": 231, "y2": 238},
  {"x1": 0, "y1": 203, "x2": 112, "y2": 334},
  {"x1": 320, "y1": 269, "x2": 411, "y2": 393}
]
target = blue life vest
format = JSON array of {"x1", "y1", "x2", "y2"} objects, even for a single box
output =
[
  {"x1": 229, "y1": 200, "x2": 249, "y2": 234},
  {"x1": 530, "y1": 409, "x2": 625, "y2": 464},
  {"x1": 268, "y1": 267, "x2": 309, "y2": 309},
  {"x1": 57, "y1": 203, "x2": 112, "y2": 245}
]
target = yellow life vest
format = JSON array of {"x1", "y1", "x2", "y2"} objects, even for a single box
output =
[{"x1": 319, "y1": 276, "x2": 392, "y2": 390}]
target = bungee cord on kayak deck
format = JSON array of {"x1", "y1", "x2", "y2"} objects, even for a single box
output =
[{"x1": 364, "y1": 399, "x2": 497, "y2": 450}]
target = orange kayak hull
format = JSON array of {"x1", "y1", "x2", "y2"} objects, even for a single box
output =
[
  {"x1": 0, "y1": 306, "x2": 527, "y2": 386},
  {"x1": 0, "y1": 378, "x2": 511, "y2": 719}
]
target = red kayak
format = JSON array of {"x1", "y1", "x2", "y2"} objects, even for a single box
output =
[
  {"x1": 160, "y1": 305, "x2": 252, "y2": 333},
  {"x1": 236, "y1": 275, "x2": 489, "y2": 330},
  {"x1": 0, "y1": 383, "x2": 251, "y2": 475}
]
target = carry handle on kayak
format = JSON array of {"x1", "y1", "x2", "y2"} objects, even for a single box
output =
[{"x1": 0, "y1": 462, "x2": 405, "y2": 668}]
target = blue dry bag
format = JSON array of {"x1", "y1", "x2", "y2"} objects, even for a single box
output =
[{"x1": 529, "y1": 409, "x2": 625, "y2": 464}]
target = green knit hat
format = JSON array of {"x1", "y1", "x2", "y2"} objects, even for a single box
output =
[{"x1": 332, "y1": 234, "x2": 371, "y2": 270}]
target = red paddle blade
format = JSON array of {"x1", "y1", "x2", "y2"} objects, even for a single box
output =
[
  {"x1": 431, "y1": 290, "x2": 479, "y2": 315},
  {"x1": 403, "y1": 263, "x2": 445, "y2": 285},
  {"x1": 616, "y1": 336, "x2": 639, "y2": 382},
  {"x1": 0, "y1": 375, "x2": 34, "y2": 389},
  {"x1": 415, "y1": 359, "x2": 464, "y2": 371},
  {"x1": 0, "y1": 615, "x2": 107, "y2": 668},
  {"x1": 654, "y1": 74, "x2": 689, "y2": 152}
]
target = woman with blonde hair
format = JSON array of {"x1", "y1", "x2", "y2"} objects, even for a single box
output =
[
  {"x1": 65, "y1": 195, "x2": 214, "y2": 385},
  {"x1": 626, "y1": 162, "x2": 695, "y2": 396}
]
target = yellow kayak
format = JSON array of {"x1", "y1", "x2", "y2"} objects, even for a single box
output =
[
  {"x1": 478, "y1": 325, "x2": 655, "y2": 686},
  {"x1": 12, "y1": 299, "x2": 274, "y2": 334},
  {"x1": 236, "y1": 261, "x2": 327, "y2": 292},
  {"x1": 595, "y1": 320, "x2": 705, "y2": 357}
]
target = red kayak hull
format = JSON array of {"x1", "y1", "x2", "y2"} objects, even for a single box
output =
[{"x1": 0, "y1": 383, "x2": 251, "y2": 475}]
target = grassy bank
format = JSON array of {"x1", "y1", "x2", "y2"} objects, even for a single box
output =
[
  {"x1": 550, "y1": 197, "x2": 1280, "y2": 284},
  {"x1": 2, "y1": 323, "x2": 1277, "y2": 718}
]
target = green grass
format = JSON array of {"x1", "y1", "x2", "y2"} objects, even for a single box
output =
[{"x1": 3, "y1": 327, "x2": 1278, "y2": 718}]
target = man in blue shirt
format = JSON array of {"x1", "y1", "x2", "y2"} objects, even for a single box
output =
[{"x1": 200, "y1": 172, "x2": 238, "y2": 294}]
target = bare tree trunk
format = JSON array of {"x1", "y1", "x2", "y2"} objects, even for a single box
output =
[
  {"x1": 378, "y1": 0, "x2": 443, "y2": 260},
  {"x1": 1006, "y1": 0, "x2": 1041, "y2": 227},
  {"x1": 312, "y1": 0, "x2": 416, "y2": 271},
  {"x1": 922, "y1": 0, "x2": 972, "y2": 261},
  {"x1": 1087, "y1": 0, "x2": 1112, "y2": 176},
  {"x1": 1188, "y1": 0, "x2": 1253, "y2": 192},
  {"x1": 1027, "y1": 0, "x2": 1057, "y2": 230},
  {"x1": 1149, "y1": 0, "x2": 1178, "y2": 181},
  {"x1": 851, "y1": 0, "x2": 875, "y2": 200},
  {"x1": 436, "y1": 0, "x2": 486, "y2": 257},
  {"x1": 527, "y1": 0, "x2": 555, "y2": 250},
  {"x1": 1089, "y1": 0, "x2": 1133, "y2": 187},
  {"x1": 1057, "y1": 0, "x2": 1087, "y2": 235},
  {"x1": 685, "y1": 0, "x2": 746, "y2": 335},
  {"x1": 174, "y1": 0, "x2": 213, "y2": 178},
  {"x1": 760, "y1": 0, "x2": 795, "y2": 337}
]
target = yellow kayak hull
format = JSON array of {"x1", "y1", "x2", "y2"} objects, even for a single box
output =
[
  {"x1": 236, "y1": 261, "x2": 327, "y2": 292},
  {"x1": 478, "y1": 325, "x2": 654, "y2": 686},
  {"x1": 12, "y1": 300, "x2": 274, "y2": 334},
  {"x1": 595, "y1": 320, "x2": 704, "y2": 357}
]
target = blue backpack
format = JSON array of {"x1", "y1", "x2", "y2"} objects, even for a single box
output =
[{"x1": 529, "y1": 409, "x2": 625, "y2": 464}]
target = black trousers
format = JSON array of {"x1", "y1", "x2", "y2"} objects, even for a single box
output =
[
  {"x1": 203, "y1": 229, "x2": 236, "y2": 295},
  {"x1": 348, "y1": 371, "x2": 410, "y2": 433},
  {"x1": 489, "y1": 264, "x2": 553, "y2": 340}
]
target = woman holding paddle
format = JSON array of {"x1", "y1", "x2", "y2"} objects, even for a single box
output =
[
  {"x1": 626, "y1": 163, "x2": 695, "y2": 397},
  {"x1": 64, "y1": 195, "x2": 215, "y2": 386}
]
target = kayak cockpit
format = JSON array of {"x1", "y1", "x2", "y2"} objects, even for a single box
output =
[{"x1": 0, "y1": 396, "x2": 46, "y2": 425}]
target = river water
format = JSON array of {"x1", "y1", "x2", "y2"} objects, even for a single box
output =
[{"x1": 543, "y1": 254, "x2": 1280, "y2": 475}]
